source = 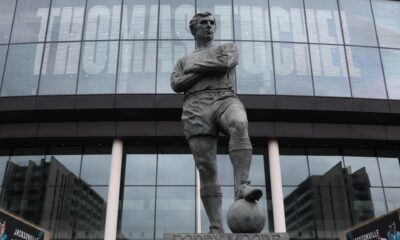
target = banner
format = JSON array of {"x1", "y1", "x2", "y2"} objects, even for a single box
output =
[
  {"x1": 0, "y1": 208, "x2": 50, "y2": 240},
  {"x1": 342, "y1": 209, "x2": 400, "y2": 240}
]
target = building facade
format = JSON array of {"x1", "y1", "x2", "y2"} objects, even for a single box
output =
[{"x1": 0, "y1": 0, "x2": 399, "y2": 239}]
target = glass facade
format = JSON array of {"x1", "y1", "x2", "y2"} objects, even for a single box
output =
[
  {"x1": 281, "y1": 147, "x2": 400, "y2": 239},
  {"x1": 0, "y1": 0, "x2": 398, "y2": 98}
]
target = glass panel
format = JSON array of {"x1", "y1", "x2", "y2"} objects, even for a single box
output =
[
  {"x1": 217, "y1": 154, "x2": 234, "y2": 185},
  {"x1": 372, "y1": 0, "x2": 400, "y2": 49},
  {"x1": 158, "y1": 154, "x2": 195, "y2": 185},
  {"x1": 159, "y1": 0, "x2": 195, "y2": 40},
  {"x1": 382, "y1": 49, "x2": 400, "y2": 100},
  {"x1": 249, "y1": 155, "x2": 266, "y2": 186},
  {"x1": 74, "y1": 186, "x2": 108, "y2": 239},
  {"x1": 118, "y1": 186, "x2": 155, "y2": 240},
  {"x1": 39, "y1": 42, "x2": 80, "y2": 95},
  {"x1": 124, "y1": 154, "x2": 157, "y2": 186},
  {"x1": 118, "y1": 40, "x2": 157, "y2": 93},
  {"x1": 343, "y1": 155, "x2": 382, "y2": 187},
  {"x1": 305, "y1": 0, "x2": 342, "y2": 44},
  {"x1": 270, "y1": 0, "x2": 307, "y2": 42},
  {"x1": 385, "y1": 188, "x2": 400, "y2": 211},
  {"x1": 310, "y1": 44, "x2": 350, "y2": 97},
  {"x1": 197, "y1": 0, "x2": 233, "y2": 40},
  {"x1": 0, "y1": 149, "x2": 10, "y2": 187},
  {"x1": 308, "y1": 154, "x2": 343, "y2": 177},
  {"x1": 121, "y1": 0, "x2": 158, "y2": 40},
  {"x1": 274, "y1": 43, "x2": 313, "y2": 96},
  {"x1": 0, "y1": 0, "x2": 16, "y2": 44},
  {"x1": 370, "y1": 187, "x2": 387, "y2": 217},
  {"x1": 1, "y1": 44, "x2": 43, "y2": 96},
  {"x1": 78, "y1": 41, "x2": 118, "y2": 94},
  {"x1": 280, "y1": 151, "x2": 309, "y2": 186},
  {"x1": 236, "y1": 41, "x2": 274, "y2": 94},
  {"x1": 346, "y1": 46, "x2": 386, "y2": 99},
  {"x1": 45, "y1": 147, "x2": 82, "y2": 181},
  {"x1": 84, "y1": 0, "x2": 121, "y2": 40},
  {"x1": 155, "y1": 187, "x2": 195, "y2": 239},
  {"x1": 11, "y1": 0, "x2": 50, "y2": 43},
  {"x1": 378, "y1": 157, "x2": 400, "y2": 187},
  {"x1": 339, "y1": 0, "x2": 377, "y2": 46},
  {"x1": 157, "y1": 40, "x2": 194, "y2": 93},
  {"x1": 0, "y1": 45, "x2": 7, "y2": 89},
  {"x1": 233, "y1": 0, "x2": 270, "y2": 41},
  {"x1": 80, "y1": 147, "x2": 111, "y2": 185},
  {"x1": 46, "y1": 0, "x2": 85, "y2": 42},
  {"x1": 3, "y1": 148, "x2": 46, "y2": 188}
]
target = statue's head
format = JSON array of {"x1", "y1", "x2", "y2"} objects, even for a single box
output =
[{"x1": 189, "y1": 12, "x2": 216, "y2": 41}]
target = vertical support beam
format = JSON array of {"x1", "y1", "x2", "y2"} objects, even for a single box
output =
[
  {"x1": 195, "y1": 169, "x2": 202, "y2": 233},
  {"x1": 104, "y1": 139, "x2": 124, "y2": 240},
  {"x1": 268, "y1": 139, "x2": 286, "y2": 233}
]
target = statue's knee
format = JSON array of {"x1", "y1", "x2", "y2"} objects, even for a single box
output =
[{"x1": 229, "y1": 119, "x2": 248, "y2": 135}]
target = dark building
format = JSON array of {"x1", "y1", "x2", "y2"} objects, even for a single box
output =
[{"x1": 0, "y1": 0, "x2": 399, "y2": 239}]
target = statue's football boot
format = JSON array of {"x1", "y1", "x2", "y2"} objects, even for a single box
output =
[{"x1": 235, "y1": 180, "x2": 263, "y2": 202}]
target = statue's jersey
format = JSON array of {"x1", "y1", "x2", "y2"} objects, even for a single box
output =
[{"x1": 170, "y1": 43, "x2": 239, "y2": 96}]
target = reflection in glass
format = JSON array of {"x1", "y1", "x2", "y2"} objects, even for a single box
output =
[
  {"x1": 80, "y1": 149, "x2": 111, "y2": 185},
  {"x1": 217, "y1": 155, "x2": 234, "y2": 185},
  {"x1": 74, "y1": 186, "x2": 108, "y2": 240},
  {"x1": 339, "y1": 0, "x2": 377, "y2": 46},
  {"x1": 346, "y1": 46, "x2": 386, "y2": 99},
  {"x1": 46, "y1": 147, "x2": 82, "y2": 179},
  {"x1": 274, "y1": 43, "x2": 313, "y2": 96},
  {"x1": 118, "y1": 187, "x2": 155, "y2": 240},
  {"x1": 1, "y1": 44, "x2": 43, "y2": 96},
  {"x1": 236, "y1": 42, "x2": 274, "y2": 94},
  {"x1": 121, "y1": 0, "x2": 158, "y2": 40},
  {"x1": 372, "y1": 0, "x2": 400, "y2": 49},
  {"x1": 157, "y1": 154, "x2": 195, "y2": 185},
  {"x1": 0, "y1": 46, "x2": 7, "y2": 88},
  {"x1": 155, "y1": 187, "x2": 195, "y2": 239},
  {"x1": 84, "y1": 0, "x2": 121, "y2": 40},
  {"x1": 11, "y1": 0, "x2": 50, "y2": 43},
  {"x1": 378, "y1": 157, "x2": 400, "y2": 187},
  {"x1": 305, "y1": 0, "x2": 342, "y2": 44},
  {"x1": 39, "y1": 42, "x2": 80, "y2": 95},
  {"x1": 46, "y1": 0, "x2": 85, "y2": 42},
  {"x1": 233, "y1": 0, "x2": 270, "y2": 41},
  {"x1": 280, "y1": 154, "x2": 309, "y2": 186},
  {"x1": 159, "y1": 0, "x2": 195, "y2": 40},
  {"x1": 370, "y1": 187, "x2": 388, "y2": 217},
  {"x1": 197, "y1": 0, "x2": 233, "y2": 40},
  {"x1": 118, "y1": 40, "x2": 157, "y2": 93},
  {"x1": 0, "y1": 0, "x2": 16, "y2": 44},
  {"x1": 384, "y1": 188, "x2": 400, "y2": 211},
  {"x1": 344, "y1": 155, "x2": 382, "y2": 187},
  {"x1": 124, "y1": 154, "x2": 157, "y2": 186},
  {"x1": 310, "y1": 44, "x2": 350, "y2": 97},
  {"x1": 382, "y1": 49, "x2": 400, "y2": 100},
  {"x1": 0, "y1": 150, "x2": 10, "y2": 186},
  {"x1": 308, "y1": 154, "x2": 343, "y2": 177},
  {"x1": 270, "y1": 0, "x2": 307, "y2": 42},
  {"x1": 157, "y1": 40, "x2": 194, "y2": 93},
  {"x1": 249, "y1": 155, "x2": 266, "y2": 186},
  {"x1": 78, "y1": 41, "x2": 118, "y2": 94}
]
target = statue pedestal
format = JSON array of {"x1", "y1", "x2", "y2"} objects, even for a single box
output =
[{"x1": 164, "y1": 233, "x2": 289, "y2": 240}]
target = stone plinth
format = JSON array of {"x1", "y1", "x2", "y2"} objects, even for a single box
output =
[{"x1": 164, "y1": 233, "x2": 288, "y2": 240}]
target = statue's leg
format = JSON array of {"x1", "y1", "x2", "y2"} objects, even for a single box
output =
[
  {"x1": 219, "y1": 104, "x2": 262, "y2": 201},
  {"x1": 188, "y1": 135, "x2": 224, "y2": 233}
]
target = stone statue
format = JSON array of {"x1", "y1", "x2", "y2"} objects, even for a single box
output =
[{"x1": 170, "y1": 12, "x2": 263, "y2": 233}]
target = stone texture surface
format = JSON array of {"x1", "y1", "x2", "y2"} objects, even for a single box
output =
[{"x1": 164, "y1": 233, "x2": 289, "y2": 240}]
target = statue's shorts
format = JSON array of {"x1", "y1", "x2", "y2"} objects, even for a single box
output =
[{"x1": 182, "y1": 90, "x2": 248, "y2": 143}]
